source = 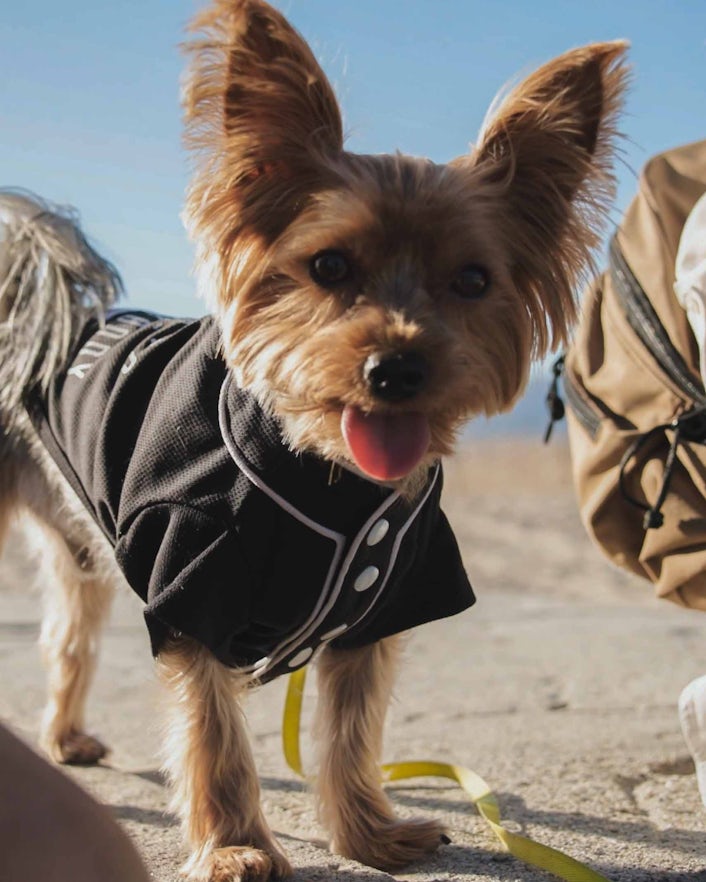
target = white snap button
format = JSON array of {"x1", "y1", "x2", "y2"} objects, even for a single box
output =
[
  {"x1": 288, "y1": 647, "x2": 313, "y2": 668},
  {"x1": 354, "y1": 566, "x2": 379, "y2": 592},
  {"x1": 320, "y1": 624, "x2": 348, "y2": 642},
  {"x1": 367, "y1": 518, "x2": 390, "y2": 546}
]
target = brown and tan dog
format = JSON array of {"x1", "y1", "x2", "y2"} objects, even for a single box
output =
[{"x1": 0, "y1": 2, "x2": 627, "y2": 879}]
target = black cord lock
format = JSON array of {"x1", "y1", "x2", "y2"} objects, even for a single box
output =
[{"x1": 543, "y1": 355, "x2": 566, "y2": 444}]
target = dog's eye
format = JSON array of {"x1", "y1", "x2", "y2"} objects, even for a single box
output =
[
  {"x1": 451, "y1": 265, "x2": 490, "y2": 300},
  {"x1": 310, "y1": 250, "x2": 352, "y2": 287}
]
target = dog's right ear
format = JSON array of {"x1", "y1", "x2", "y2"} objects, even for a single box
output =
[{"x1": 183, "y1": 0, "x2": 343, "y2": 247}]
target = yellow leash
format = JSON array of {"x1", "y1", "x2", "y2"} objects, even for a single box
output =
[{"x1": 283, "y1": 667, "x2": 615, "y2": 882}]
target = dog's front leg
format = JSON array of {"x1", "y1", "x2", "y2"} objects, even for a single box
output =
[
  {"x1": 315, "y1": 636, "x2": 446, "y2": 870},
  {"x1": 157, "y1": 639, "x2": 291, "y2": 882}
]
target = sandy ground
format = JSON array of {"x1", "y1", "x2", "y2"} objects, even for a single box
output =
[{"x1": 1, "y1": 439, "x2": 706, "y2": 881}]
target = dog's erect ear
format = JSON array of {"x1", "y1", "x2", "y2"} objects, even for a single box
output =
[
  {"x1": 459, "y1": 42, "x2": 629, "y2": 355},
  {"x1": 183, "y1": 0, "x2": 343, "y2": 244}
]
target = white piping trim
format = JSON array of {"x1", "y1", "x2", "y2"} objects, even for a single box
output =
[
  {"x1": 218, "y1": 377, "x2": 345, "y2": 675},
  {"x1": 345, "y1": 464, "x2": 440, "y2": 634},
  {"x1": 265, "y1": 482, "x2": 403, "y2": 666},
  {"x1": 217, "y1": 376, "x2": 436, "y2": 677},
  {"x1": 218, "y1": 379, "x2": 344, "y2": 543},
  {"x1": 320, "y1": 624, "x2": 348, "y2": 641}
]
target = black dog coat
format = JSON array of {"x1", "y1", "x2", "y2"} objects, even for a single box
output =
[{"x1": 27, "y1": 311, "x2": 474, "y2": 683}]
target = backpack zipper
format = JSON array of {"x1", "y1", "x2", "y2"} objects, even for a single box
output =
[
  {"x1": 548, "y1": 238, "x2": 706, "y2": 444},
  {"x1": 609, "y1": 236, "x2": 706, "y2": 406},
  {"x1": 562, "y1": 363, "x2": 603, "y2": 438}
]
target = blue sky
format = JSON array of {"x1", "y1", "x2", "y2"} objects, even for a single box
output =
[{"x1": 1, "y1": 0, "x2": 705, "y2": 323}]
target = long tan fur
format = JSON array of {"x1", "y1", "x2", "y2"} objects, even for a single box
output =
[
  {"x1": 158, "y1": 639, "x2": 291, "y2": 881},
  {"x1": 315, "y1": 636, "x2": 446, "y2": 868}
]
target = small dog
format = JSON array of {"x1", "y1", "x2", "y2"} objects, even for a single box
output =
[{"x1": 0, "y1": 2, "x2": 628, "y2": 879}]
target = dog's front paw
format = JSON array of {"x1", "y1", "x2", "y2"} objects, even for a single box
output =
[
  {"x1": 333, "y1": 816, "x2": 448, "y2": 871},
  {"x1": 183, "y1": 846, "x2": 292, "y2": 882},
  {"x1": 42, "y1": 730, "x2": 109, "y2": 765}
]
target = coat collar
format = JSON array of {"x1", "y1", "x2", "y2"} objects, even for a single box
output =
[{"x1": 218, "y1": 373, "x2": 438, "y2": 537}]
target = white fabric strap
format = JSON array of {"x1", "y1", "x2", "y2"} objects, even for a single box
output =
[{"x1": 675, "y1": 192, "x2": 706, "y2": 384}]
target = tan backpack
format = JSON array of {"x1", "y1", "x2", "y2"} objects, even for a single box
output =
[{"x1": 562, "y1": 140, "x2": 706, "y2": 610}]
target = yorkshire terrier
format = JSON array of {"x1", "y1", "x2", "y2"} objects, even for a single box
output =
[{"x1": 0, "y1": 1, "x2": 628, "y2": 879}]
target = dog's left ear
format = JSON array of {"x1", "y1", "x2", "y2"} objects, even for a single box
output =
[
  {"x1": 183, "y1": 0, "x2": 344, "y2": 249},
  {"x1": 459, "y1": 41, "x2": 629, "y2": 355}
]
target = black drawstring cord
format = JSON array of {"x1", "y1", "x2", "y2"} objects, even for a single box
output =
[
  {"x1": 644, "y1": 422, "x2": 682, "y2": 529},
  {"x1": 618, "y1": 409, "x2": 706, "y2": 530},
  {"x1": 618, "y1": 423, "x2": 669, "y2": 528}
]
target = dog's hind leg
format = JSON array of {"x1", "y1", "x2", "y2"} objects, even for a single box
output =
[
  {"x1": 158, "y1": 638, "x2": 292, "y2": 882},
  {"x1": 31, "y1": 522, "x2": 114, "y2": 765},
  {"x1": 0, "y1": 437, "x2": 111, "y2": 764},
  {"x1": 315, "y1": 635, "x2": 447, "y2": 871}
]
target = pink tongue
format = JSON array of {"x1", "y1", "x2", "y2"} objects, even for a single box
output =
[{"x1": 341, "y1": 406, "x2": 431, "y2": 481}]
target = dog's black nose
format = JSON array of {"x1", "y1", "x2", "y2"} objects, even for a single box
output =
[{"x1": 364, "y1": 352, "x2": 429, "y2": 402}]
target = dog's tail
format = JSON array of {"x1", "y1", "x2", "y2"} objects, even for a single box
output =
[{"x1": 0, "y1": 190, "x2": 122, "y2": 410}]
